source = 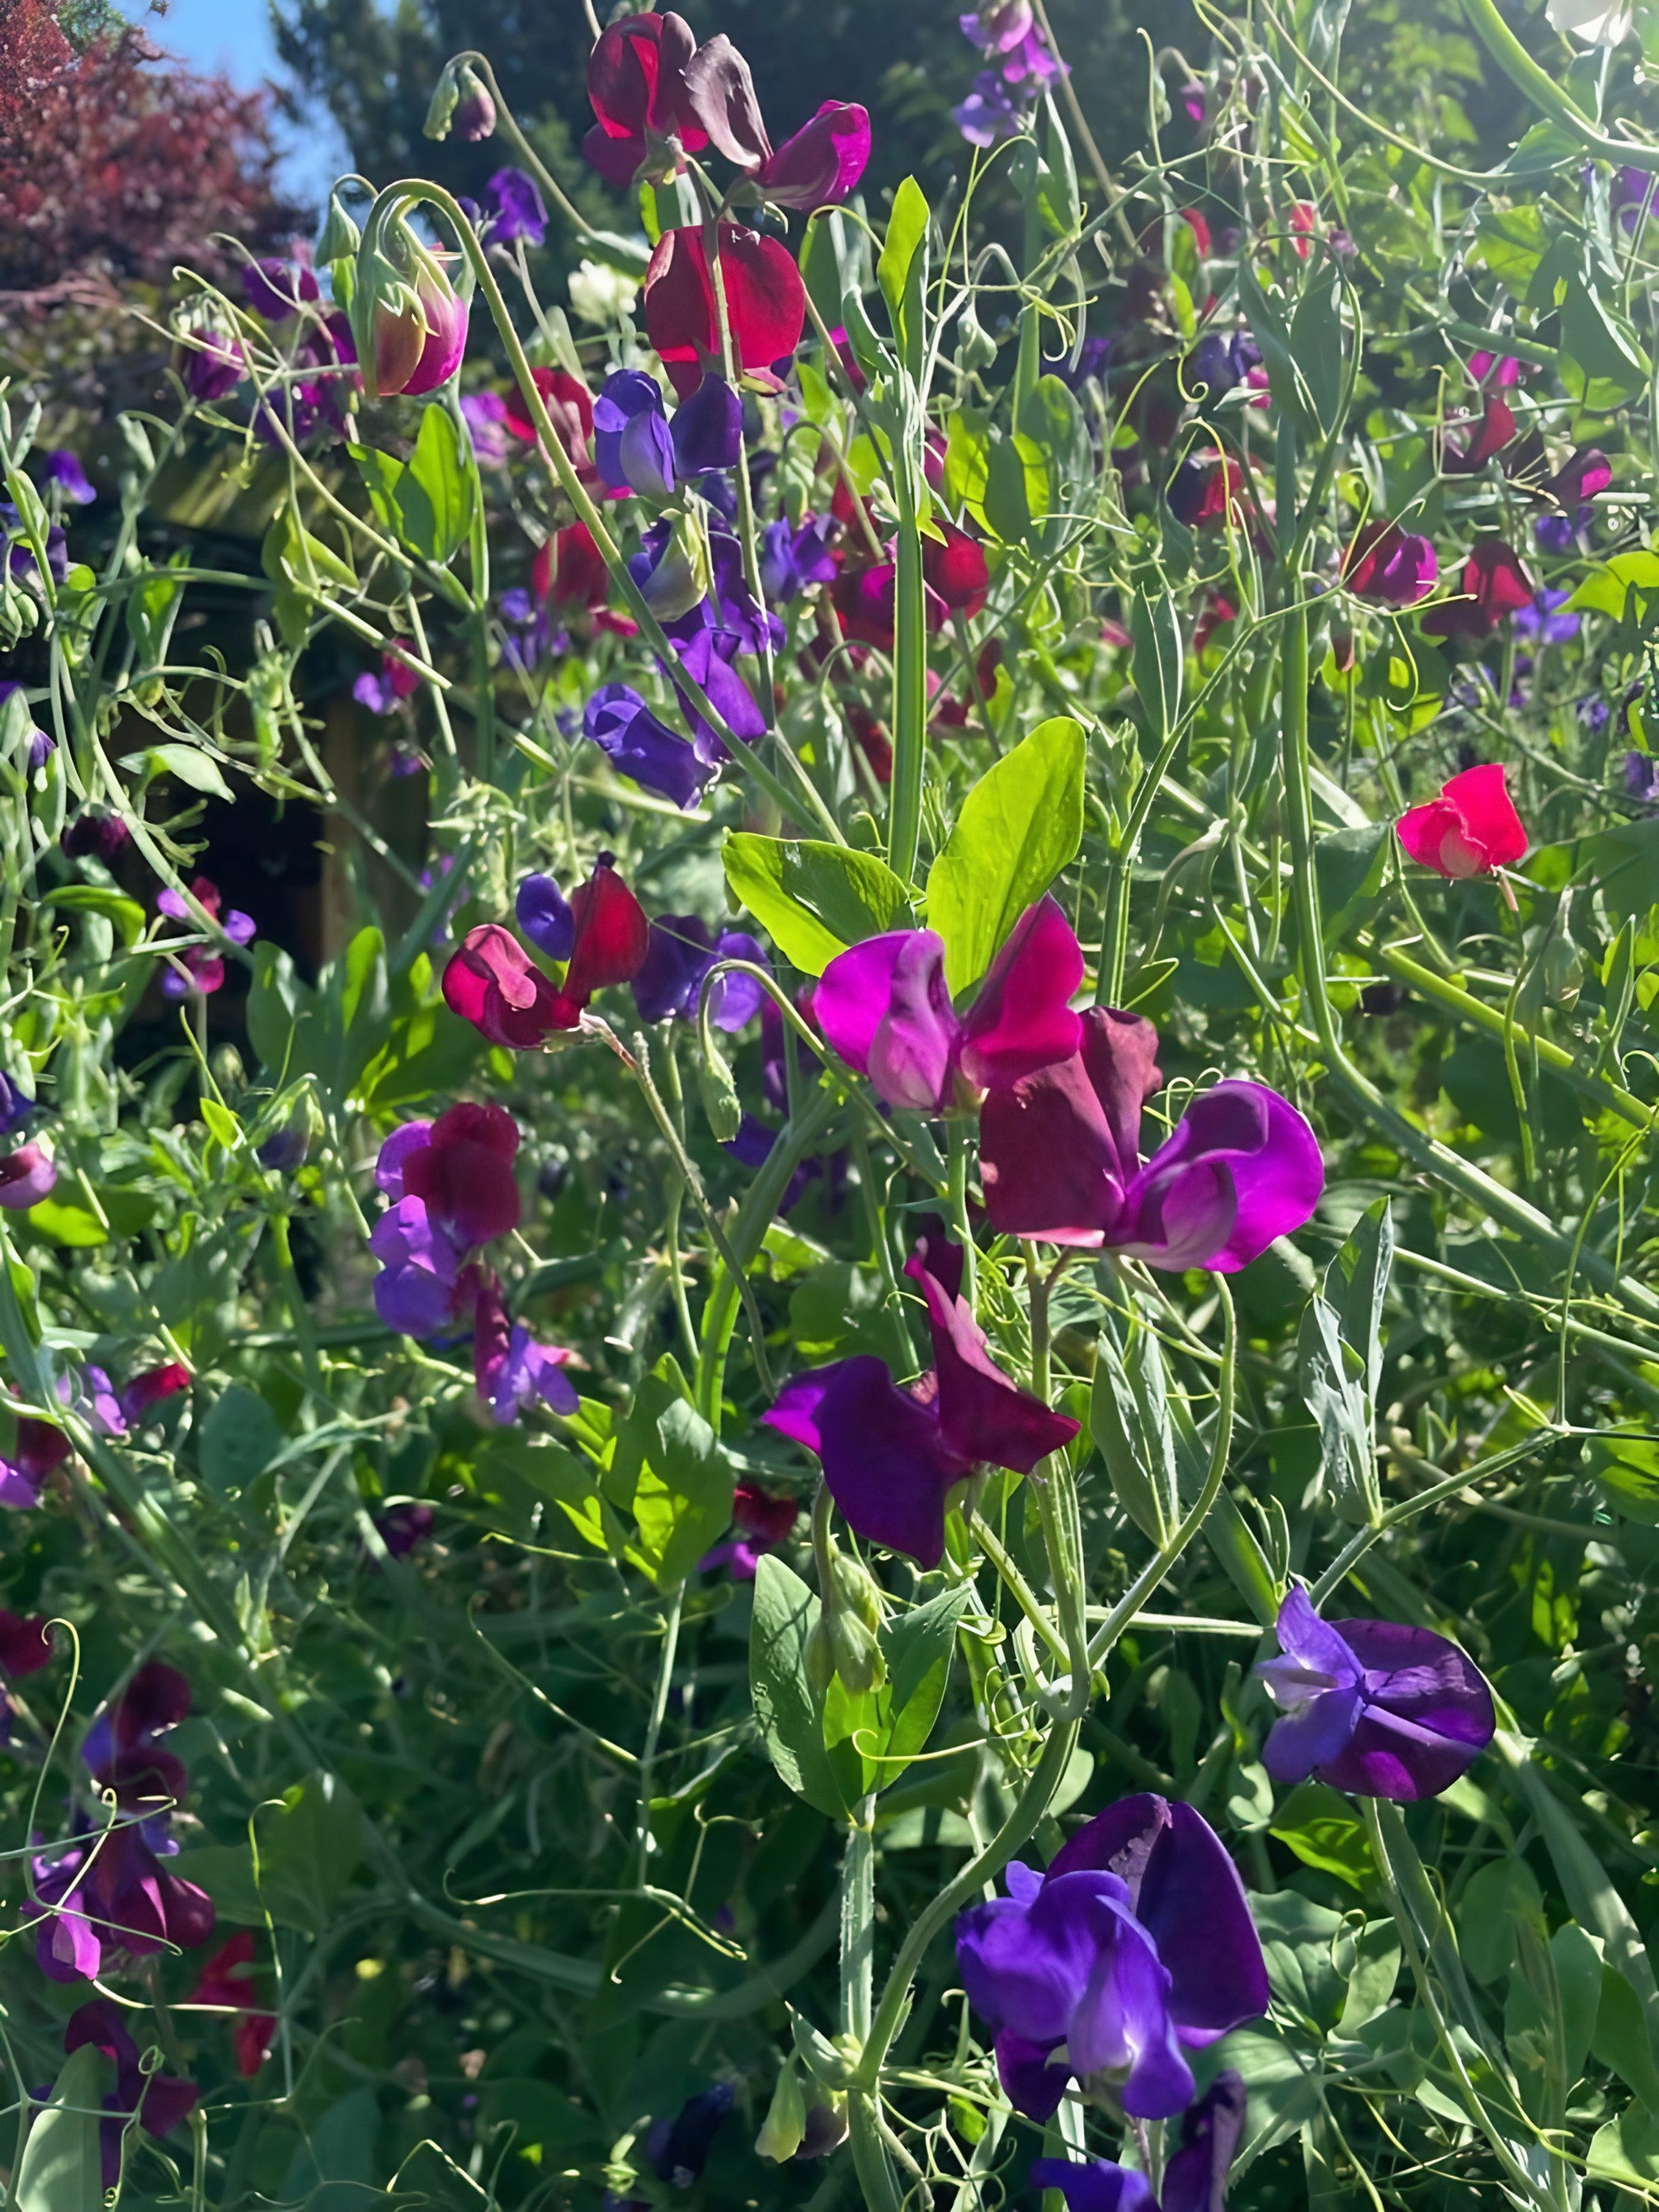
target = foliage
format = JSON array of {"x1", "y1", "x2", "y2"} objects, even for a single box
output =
[{"x1": 4, "y1": 2, "x2": 1659, "y2": 2211}]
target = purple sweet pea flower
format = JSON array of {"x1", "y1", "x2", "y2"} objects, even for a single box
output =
[
  {"x1": 1533, "y1": 510, "x2": 1583, "y2": 555},
  {"x1": 630, "y1": 915, "x2": 770, "y2": 1026},
  {"x1": 584, "y1": 684, "x2": 720, "y2": 809},
  {"x1": 368, "y1": 1198, "x2": 466, "y2": 1336},
  {"x1": 978, "y1": 1006, "x2": 1324, "y2": 1269},
  {"x1": 181, "y1": 326, "x2": 246, "y2": 403},
  {"x1": 1188, "y1": 330, "x2": 1260, "y2": 401},
  {"x1": 460, "y1": 390, "x2": 510, "y2": 465},
  {"x1": 670, "y1": 624, "x2": 769, "y2": 755},
  {"x1": 0, "y1": 682, "x2": 54, "y2": 769},
  {"x1": 812, "y1": 895, "x2": 1084, "y2": 1114},
  {"x1": 28, "y1": 1811, "x2": 214, "y2": 1985},
  {"x1": 66, "y1": 1997, "x2": 198, "y2": 2191},
  {"x1": 1031, "y1": 2073, "x2": 1247, "y2": 2212},
  {"x1": 1613, "y1": 166, "x2": 1659, "y2": 233},
  {"x1": 646, "y1": 2084, "x2": 734, "y2": 2189},
  {"x1": 374, "y1": 1501, "x2": 434, "y2": 1558},
  {"x1": 1511, "y1": 586, "x2": 1580, "y2": 644},
  {"x1": 0, "y1": 1144, "x2": 57, "y2": 1210},
  {"x1": 241, "y1": 258, "x2": 320, "y2": 322},
  {"x1": 0, "y1": 1072, "x2": 32, "y2": 1140},
  {"x1": 953, "y1": 67, "x2": 1027, "y2": 146},
  {"x1": 763, "y1": 1227, "x2": 1078, "y2": 1566},
  {"x1": 516, "y1": 872, "x2": 577, "y2": 962},
  {"x1": 657, "y1": 526, "x2": 784, "y2": 658},
  {"x1": 1, "y1": 502, "x2": 68, "y2": 585},
  {"x1": 594, "y1": 370, "x2": 678, "y2": 501},
  {"x1": 759, "y1": 514, "x2": 838, "y2": 600},
  {"x1": 473, "y1": 1277, "x2": 578, "y2": 1424},
  {"x1": 44, "y1": 450, "x2": 95, "y2": 505},
  {"x1": 672, "y1": 375, "x2": 743, "y2": 475},
  {"x1": 1257, "y1": 1588, "x2": 1496, "y2": 1801},
  {"x1": 1626, "y1": 749, "x2": 1659, "y2": 803},
  {"x1": 958, "y1": 1796, "x2": 1268, "y2": 2124},
  {"x1": 484, "y1": 167, "x2": 548, "y2": 247}
]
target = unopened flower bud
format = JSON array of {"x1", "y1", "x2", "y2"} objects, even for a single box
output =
[
  {"x1": 828, "y1": 1549, "x2": 885, "y2": 1634},
  {"x1": 317, "y1": 190, "x2": 361, "y2": 266},
  {"x1": 825, "y1": 1606, "x2": 885, "y2": 1695},
  {"x1": 423, "y1": 62, "x2": 461, "y2": 141},
  {"x1": 755, "y1": 2061, "x2": 806, "y2": 2163},
  {"x1": 454, "y1": 67, "x2": 497, "y2": 142},
  {"x1": 956, "y1": 300, "x2": 998, "y2": 373},
  {"x1": 352, "y1": 224, "x2": 470, "y2": 401}
]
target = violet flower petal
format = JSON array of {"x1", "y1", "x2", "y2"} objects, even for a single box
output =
[
  {"x1": 868, "y1": 931, "x2": 960, "y2": 1110},
  {"x1": 672, "y1": 375, "x2": 743, "y2": 474},
  {"x1": 1030, "y1": 2161, "x2": 1157, "y2": 2212},
  {"x1": 762, "y1": 1356, "x2": 959, "y2": 1566},
  {"x1": 995, "y1": 2032, "x2": 1073, "y2": 2123},
  {"x1": 585, "y1": 684, "x2": 717, "y2": 810},
  {"x1": 1132, "y1": 1080, "x2": 1324, "y2": 1271},
  {"x1": 516, "y1": 873, "x2": 577, "y2": 963},
  {"x1": 1162, "y1": 2071, "x2": 1248, "y2": 2212}
]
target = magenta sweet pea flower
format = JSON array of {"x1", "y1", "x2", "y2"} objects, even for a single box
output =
[
  {"x1": 978, "y1": 1008, "x2": 1323, "y2": 1264},
  {"x1": 763, "y1": 1228, "x2": 1078, "y2": 1567},
  {"x1": 957, "y1": 1796, "x2": 1268, "y2": 2124},
  {"x1": 1032, "y1": 2074, "x2": 1247, "y2": 2212},
  {"x1": 1397, "y1": 763, "x2": 1527, "y2": 878},
  {"x1": 0, "y1": 1143, "x2": 55, "y2": 1210},
  {"x1": 812, "y1": 895, "x2": 1084, "y2": 1114},
  {"x1": 1342, "y1": 519, "x2": 1438, "y2": 607},
  {"x1": 754, "y1": 102, "x2": 871, "y2": 208},
  {"x1": 181, "y1": 324, "x2": 246, "y2": 403},
  {"x1": 1258, "y1": 1588, "x2": 1495, "y2": 1801}
]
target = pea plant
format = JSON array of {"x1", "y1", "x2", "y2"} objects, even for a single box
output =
[{"x1": 3, "y1": 2, "x2": 1659, "y2": 2208}]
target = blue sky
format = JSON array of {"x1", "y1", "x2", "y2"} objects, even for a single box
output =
[{"x1": 122, "y1": 0, "x2": 352, "y2": 208}]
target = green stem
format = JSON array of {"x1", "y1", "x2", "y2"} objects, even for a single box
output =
[
  {"x1": 635, "y1": 1582, "x2": 684, "y2": 1887},
  {"x1": 889, "y1": 445, "x2": 928, "y2": 884}
]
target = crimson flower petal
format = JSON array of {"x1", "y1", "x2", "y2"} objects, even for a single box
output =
[
  {"x1": 442, "y1": 923, "x2": 569, "y2": 1048},
  {"x1": 644, "y1": 224, "x2": 807, "y2": 399},
  {"x1": 906, "y1": 1238, "x2": 1080, "y2": 1476},
  {"x1": 558, "y1": 859, "x2": 651, "y2": 1017},
  {"x1": 921, "y1": 520, "x2": 990, "y2": 618},
  {"x1": 1343, "y1": 519, "x2": 1438, "y2": 607},
  {"x1": 979, "y1": 1052, "x2": 1122, "y2": 1243},
  {"x1": 1397, "y1": 762, "x2": 1527, "y2": 876},
  {"x1": 587, "y1": 11, "x2": 704, "y2": 147},
  {"x1": 957, "y1": 894, "x2": 1083, "y2": 1092}
]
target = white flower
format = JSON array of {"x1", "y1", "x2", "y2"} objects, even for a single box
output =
[
  {"x1": 1546, "y1": 0, "x2": 1632, "y2": 44},
  {"x1": 569, "y1": 258, "x2": 641, "y2": 327}
]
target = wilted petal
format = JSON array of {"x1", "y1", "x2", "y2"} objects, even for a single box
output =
[
  {"x1": 956, "y1": 895, "x2": 1083, "y2": 1092},
  {"x1": 682, "y1": 33, "x2": 772, "y2": 169},
  {"x1": 763, "y1": 1357, "x2": 958, "y2": 1566}
]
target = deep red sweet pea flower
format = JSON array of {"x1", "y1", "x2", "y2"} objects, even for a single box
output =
[
  {"x1": 190, "y1": 1932, "x2": 277, "y2": 2077},
  {"x1": 504, "y1": 365, "x2": 590, "y2": 449},
  {"x1": 1166, "y1": 454, "x2": 1249, "y2": 530},
  {"x1": 1342, "y1": 520, "x2": 1438, "y2": 607},
  {"x1": 443, "y1": 925, "x2": 568, "y2": 1050},
  {"x1": 1542, "y1": 446, "x2": 1611, "y2": 507},
  {"x1": 644, "y1": 224, "x2": 807, "y2": 399},
  {"x1": 1396, "y1": 763, "x2": 1527, "y2": 879},
  {"x1": 557, "y1": 855, "x2": 652, "y2": 1018},
  {"x1": 584, "y1": 11, "x2": 706, "y2": 189},
  {"x1": 1421, "y1": 539, "x2": 1535, "y2": 638},
  {"x1": 1442, "y1": 392, "x2": 1516, "y2": 474},
  {"x1": 732, "y1": 1481, "x2": 799, "y2": 1545},
  {"x1": 399, "y1": 1102, "x2": 522, "y2": 1246},
  {"x1": 533, "y1": 522, "x2": 637, "y2": 636},
  {"x1": 923, "y1": 521, "x2": 990, "y2": 619},
  {"x1": 0, "y1": 1610, "x2": 53, "y2": 1675}
]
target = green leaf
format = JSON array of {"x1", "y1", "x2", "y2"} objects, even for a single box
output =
[
  {"x1": 1315, "y1": 821, "x2": 1390, "y2": 944},
  {"x1": 1588, "y1": 2108, "x2": 1659, "y2": 2192},
  {"x1": 723, "y1": 833, "x2": 914, "y2": 974},
  {"x1": 247, "y1": 944, "x2": 322, "y2": 1081},
  {"x1": 122, "y1": 740, "x2": 233, "y2": 801},
  {"x1": 749, "y1": 1555, "x2": 848, "y2": 1819},
  {"x1": 349, "y1": 442, "x2": 407, "y2": 535},
  {"x1": 925, "y1": 715, "x2": 1085, "y2": 994},
  {"x1": 1594, "y1": 1960, "x2": 1659, "y2": 2111},
  {"x1": 1588, "y1": 1434, "x2": 1659, "y2": 1524},
  {"x1": 1583, "y1": 816, "x2": 1659, "y2": 924},
  {"x1": 607, "y1": 1369, "x2": 731, "y2": 1588},
  {"x1": 23, "y1": 1186, "x2": 156, "y2": 1249},
  {"x1": 401, "y1": 403, "x2": 476, "y2": 564},
  {"x1": 1253, "y1": 1890, "x2": 1349, "y2": 2032},
  {"x1": 1559, "y1": 272, "x2": 1651, "y2": 402},
  {"x1": 1090, "y1": 1309, "x2": 1179, "y2": 1545},
  {"x1": 198, "y1": 1384, "x2": 284, "y2": 1498},
  {"x1": 876, "y1": 177, "x2": 930, "y2": 379},
  {"x1": 15, "y1": 2044, "x2": 106, "y2": 2212},
  {"x1": 325, "y1": 925, "x2": 392, "y2": 1107},
  {"x1": 37, "y1": 884, "x2": 146, "y2": 948},
  {"x1": 1269, "y1": 1779, "x2": 1375, "y2": 1888},
  {"x1": 880, "y1": 1584, "x2": 970, "y2": 1784},
  {"x1": 1564, "y1": 550, "x2": 1659, "y2": 620},
  {"x1": 1222, "y1": 2023, "x2": 1327, "y2": 2171},
  {"x1": 1130, "y1": 585, "x2": 1183, "y2": 739},
  {"x1": 1289, "y1": 254, "x2": 1345, "y2": 434}
]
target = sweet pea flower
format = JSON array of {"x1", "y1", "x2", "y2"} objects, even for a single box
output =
[
  {"x1": 460, "y1": 390, "x2": 510, "y2": 465},
  {"x1": 954, "y1": 0, "x2": 1061, "y2": 142},
  {"x1": 190, "y1": 1931, "x2": 277, "y2": 2077},
  {"x1": 1627, "y1": 750, "x2": 1659, "y2": 803},
  {"x1": 0, "y1": 1611, "x2": 53, "y2": 1675},
  {"x1": 28, "y1": 1811, "x2": 215, "y2": 1984},
  {"x1": 472, "y1": 1276, "x2": 578, "y2": 1424},
  {"x1": 631, "y1": 915, "x2": 770, "y2": 1025},
  {"x1": 241, "y1": 257, "x2": 319, "y2": 322},
  {"x1": 700, "y1": 1479, "x2": 799, "y2": 1578},
  {"x1": 812, "y1": 896, "x2": 1084, "y2": 1114},
  {"x1": 1034, "y1": 2076, "x2": 1247, "y2": 2212},
  {"x1": 1396, "y1": 762, "x2": 1528, "y2": 879},
  {"x1": 1258, "y1": 1588, "x2": 1495, "y2": 1801},
  {"x1": 957, "y1": 1795, "x2": 1269, "y2": 2123},
  {"x1": 1441, "y1": 391, "x2": 1516, "y2": 474},
  {"x1": 1469, "y1": 349, "x2": 1520, "y2": 388},
  {"x1": 1, "y1": 683, "x2": 53, "y2": 769},
  {"x1": 1421, "y1": 540, "x2": 1535, "y2": 639},
  {"x1": 1188, "y1": 330, "x2": 1261, "y2": 402},
  {"x1": 753, "y1": 102, "x2": 872, "y2": 208},
  {"x1": 156, "y1": 877, "x2": 256, "y2": 999},
  {"x1": 583, "y1": 11, "x2": 707, "y2": 190},
  {"x1": 443, "y1": 858, "x2": 650, "y2": 1048},
  {"x1": 44, "y1": 450, "x2": 95, "y2": 505},
  {"x1": 66, "y1": 1997, "x2": 198, "y2": 2189},
  {"x1": 534, "y1": 521, "x2": 635, "y2": 634},
  {"x1": 1512, "y1": 586, "x2": 1580, "y2": 643},
  {"x1": 644, "y1": 223, "x2": 807, "y2": 399},
  {"x1": 503, "y1": 365, "x2": 602, "y2": 482},
  {"x1": 764, "y1": 1227, "x2": 1079, "y2": 1567},
  {"x1": 585, "y1": 684, "x2": 720, "y2": 809},
  {"x1": 1166, "y1": 454, "x2": 1250, "y2": 529},
  {"x1": 594, "y1": 370, "x2": 679, "y2": 501},
  {"x1": 84, "y1": 1658, "x2": 192, "y2": 1809},
  {"x1": 369, "y1": 1103, "x2": 520, "y2": 1335},
  {"x1": 646, "y1": 2083, "x2": 734, "y2": 2189},
  {"x1": 515, "y1": 873, "x2": 575, "y2": 962},
  {"x1": 483, "y1": 167, "x2": 547, "y2": 247},
  {"x1": 0, "y1": 1144, "x2": 56, "y2": 1210},
  {"x1": 0, "y1": 1071, "x2": 33, "y2": 1140},
  {"x1": 0, "y1": 1409, "x2": 70, "y2": 1507},
  {"x1": 1342, "y1": 520, "x2": 1439, "y2": 607},
  {"x1": 353, "y1": 639, "x2": 422, "y2": 715},
  {"x1": 978, "y1": 1007, "x2": 1324, "y2": 1265},
  {"x1": 759, "y1": 515, "x2": 838, "y2": 601}
]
